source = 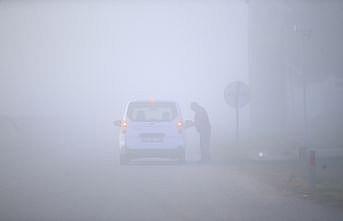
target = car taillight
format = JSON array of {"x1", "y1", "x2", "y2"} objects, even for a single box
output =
[
  {"x1": 121, "y1": 120, "x2": 128, "y2": 133},
  {"x1": 121, "y1": 120, "x2": 128, "y2": 129},
  {"x1": 177, "y1": 120, "x2": 183, "y2": 132}
]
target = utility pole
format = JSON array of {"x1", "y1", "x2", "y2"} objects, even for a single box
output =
[{"x1": 293, "y1": 25, "x2": 312, "y2": 148}]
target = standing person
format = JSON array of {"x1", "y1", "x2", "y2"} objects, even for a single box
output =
[{"x1": 190, "y1": 102, "x2": 211, "y2": 162}]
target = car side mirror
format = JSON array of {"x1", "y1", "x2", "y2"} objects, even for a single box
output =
[
  {"x1": 113, "y1": 120, "x2": 121, "y2": 127},
  {"x1": 184, "y1": 120, "x2": 194, "y2": 129}
]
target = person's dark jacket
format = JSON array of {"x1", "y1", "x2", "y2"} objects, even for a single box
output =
[{"x1": 193, "y1": 106, "x2": 211, "y2": 134}]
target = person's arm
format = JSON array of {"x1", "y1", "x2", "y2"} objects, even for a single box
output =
[{"x1": 184, "y1": 120, "x2": 194, "y2": 128}]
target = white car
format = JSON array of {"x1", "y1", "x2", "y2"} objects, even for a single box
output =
[{"x1": 115, "y1": 100, "x2": 189, "y2": 164}]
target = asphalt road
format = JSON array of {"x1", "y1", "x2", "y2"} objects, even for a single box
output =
[{"x1": 1, "y1": 147, "x2": 343, "y2": 221}]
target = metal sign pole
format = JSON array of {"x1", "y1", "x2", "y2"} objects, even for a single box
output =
[
  {"x1": 236, "y1": 105, "x2": 240, "y2": 145},
  {"x1": 235, "y1": 84, "x2": 241, "y2": 145},
  {"x1": 224, "y1": 81, "x2": 250, "y2": 146}
]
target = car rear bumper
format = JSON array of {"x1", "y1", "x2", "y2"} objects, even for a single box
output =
[{"x1": 121, "y1": 146, "x2": 185, "y2": 159}]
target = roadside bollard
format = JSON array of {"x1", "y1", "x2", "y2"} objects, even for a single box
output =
[{"x1": 308, "y1": 150, "x2": 317, "y2": 191}]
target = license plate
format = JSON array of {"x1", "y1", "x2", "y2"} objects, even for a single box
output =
[
  {"x1": 141, "y1": 134, "x2": 164, "y2": 143},
  {"x1": 142, "y1": 137, "x2": 163, "y2": 143}
]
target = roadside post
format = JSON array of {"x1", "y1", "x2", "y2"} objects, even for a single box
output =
[
  {"x1": 308, "y1": 150, "x2": 317, "y2": 191},
  {"x1": 224, "y1": 81, "x2": 250, "y2": 145}
]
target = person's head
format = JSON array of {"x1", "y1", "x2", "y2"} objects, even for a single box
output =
[{"x1": 191, "y1": 102, "x2": 199, "y2": 112}]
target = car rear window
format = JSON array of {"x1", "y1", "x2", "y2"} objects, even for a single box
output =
[{"x1": 127, "y1": 102, "x2": 178, "y2": 122}]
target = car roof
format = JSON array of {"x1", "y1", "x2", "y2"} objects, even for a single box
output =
[
  {"x1": 124, "y1": 100, "x2": 181, "y2": 116},
  {"x1": 128, "y1": 100, "x2": 177, "y2": 104}
]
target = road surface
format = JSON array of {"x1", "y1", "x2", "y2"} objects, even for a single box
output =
[{"x1": 1, "y1": 148, "x2": 343, "y2": 221}]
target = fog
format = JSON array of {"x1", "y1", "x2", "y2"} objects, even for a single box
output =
[
  {"x1": 1, "y1": 1, "x2": 249, "y2": 147},
  {"x1": 1, "y1": 1, "x2": 343, "y2": 220}
]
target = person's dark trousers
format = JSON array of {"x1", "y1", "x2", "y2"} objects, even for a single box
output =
[{"x1": 199, "y1": 131, "x2": 211, "y2": 162}]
